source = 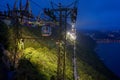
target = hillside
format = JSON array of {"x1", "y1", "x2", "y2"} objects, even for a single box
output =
[{"x1": 0, "y1": 21, "x2": 120, "y2": 80}]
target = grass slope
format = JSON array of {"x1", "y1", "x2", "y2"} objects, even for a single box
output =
[
  {"x1": 0, "y1": 22, "x2": 120, "y2": 80},
  {"x1": 19, "y1": 26, "x2": 120, "y2": 80}
]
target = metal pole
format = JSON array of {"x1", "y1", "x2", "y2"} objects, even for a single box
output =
[
  {"x1": 57, "y1": 3, "x2": 63, "y2": 80},
  {"x1": 72, "y1": 27, "x2": 78, "y2": 80},
  {"x1": 73, "y1": 39, "x2": 77, "y2": 80},
  {"x1": 63, "y1": 10, "x2": 67, "y2": 80}
]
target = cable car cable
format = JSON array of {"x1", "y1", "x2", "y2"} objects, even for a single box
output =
[{"x1": 29, "y1": 0, "x2": 44, "y2": 10}]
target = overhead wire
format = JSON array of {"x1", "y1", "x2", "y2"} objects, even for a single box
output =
[
  {"x1": 29, "y1": 0, "x2": 46, "y2": 17},
  {"x1": 30, "y1": 0, "x2": 53, "y2": 12},
  {"x1": 50, "y1": 0, "x2": 54, "y2": 8},
  {"x1": 0, "y1": 0, "x2": 13, "y2": 11},
  {"x1": 29, "y1": 0, "x2": 44, "y2": 10},
  {"x1": 0, "y1": 4, "x2": 8, "y2": 11},
  {"x1": 0, "y1": 5, "x2": 7, "y2": 8}
]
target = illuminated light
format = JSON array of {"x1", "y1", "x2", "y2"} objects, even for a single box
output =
[
  {"x1": 70, "y1": 33, "x2": 76, "y2": 40},
  {"x1": 67, "y1": 32, "x2": 70, "y2": 35},
  {"x1": 66, "y1": 23, "x2": 77, "y2": 41},
  {"x1": 67, "y1": 31, "x2": 76, "y2": 41},
  {"x1": 72, "y1": 23, "x2": 75, "y2": 28}
]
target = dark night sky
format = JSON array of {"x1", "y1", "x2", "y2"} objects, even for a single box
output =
[
  {"x1": 1, "y1": 0, "x2": 120, "y2": 77},
  {"x1": 1, "y1": 0, "x2": 120, "y2": 30}
]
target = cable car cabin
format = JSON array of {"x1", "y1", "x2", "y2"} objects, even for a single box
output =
[{"x1": 41, "y1": 26, "x2": 52, "y2": 36}]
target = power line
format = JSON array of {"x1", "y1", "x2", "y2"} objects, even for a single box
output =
[
  {"x1": 29, "y1": 0, "x2": 43, "y2": 10},
  {"x1": 0, "y1": 5, "x2": 7, "y2": 9}
]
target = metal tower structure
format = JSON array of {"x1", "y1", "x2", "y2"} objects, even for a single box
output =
[
  {"x1": 1, "y1": 0, "x2": 33, "y2": 69},
  {"x1": 44, "y1": 0, "x2": 78, "y2": 79}
]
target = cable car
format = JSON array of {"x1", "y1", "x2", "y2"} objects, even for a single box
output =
[{"x1": 41, "y1": 26, "x2": 52, "y2": 36}]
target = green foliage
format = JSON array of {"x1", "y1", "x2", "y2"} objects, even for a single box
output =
[
  {"x1": 13, "y1": 58, "x2": 49, "y2": 80},
  {"x1": 17, "y1": 26, "x2": 119, "y2": 80},
  {"x1": 22, "y1": 47, "x2": 57, "y2": 79},
  {"x1": 19, "y1": 45, "x2": 73, "y2": 80},
  {"x1": 0, "y1": 21, "x2": 119, "y2": 80}
]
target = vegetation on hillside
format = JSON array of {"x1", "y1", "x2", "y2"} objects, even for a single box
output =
[{"x1": 0, "y1": 21, "x2": 120, "y2": 80}]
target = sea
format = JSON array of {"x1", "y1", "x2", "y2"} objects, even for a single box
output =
[{"x1": 96, "y1": 43, "x2": 120, "y2": 77}]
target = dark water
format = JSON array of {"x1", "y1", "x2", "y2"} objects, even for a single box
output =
[{"x1": 96, "y1": 43, "x2": 120, "y2": 77}]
